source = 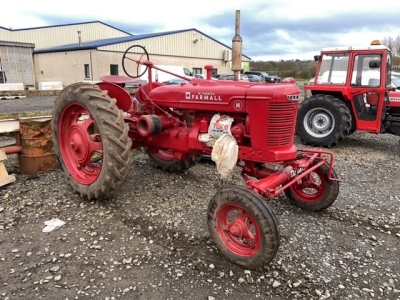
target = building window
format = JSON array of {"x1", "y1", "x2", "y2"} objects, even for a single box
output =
[
  {"x1": 212, "y1": 69, "x2": 218, "y2": 76},
  {"x1": 110, "y1": 64, "x2": 119, "y2": 75},
  {"x1": 192, "y1": 68, "x2": 202, "y2": 75},
  {"x1": 84, "y1": 64, "x2": 90, "y2": 79}
]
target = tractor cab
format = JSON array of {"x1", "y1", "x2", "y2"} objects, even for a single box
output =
[
  {"x1": 308, "y1": 40, "x2": 392, "y2": 133},
  {"x1": 297, "y1": 40, "x2": 400, "y2": 147}
]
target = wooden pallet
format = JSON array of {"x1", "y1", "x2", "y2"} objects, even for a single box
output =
[{"x1": 0, "y1": 150, "x2": 16, "y2": 187}]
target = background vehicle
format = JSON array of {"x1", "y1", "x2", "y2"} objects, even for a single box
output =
[
  {"x1": 194, "y1": 74, "x2": 217, "y2": 80},
  {"x1": 391, "y1": 76, "x2": 400, "y2": 88},
  {"x1": 51, "y1": 45, "x2": 340, "y2": 270},
  {"x1": 309, "y1": 74, "x2": 399, "y2": 88},
  {"x1": 211, "y1": 74, "x2": 227, "y2": 79},
  {"x1": 244, "y1": 71, "x2": 271, "y2": 82},
  {"x1": 309, "y1": 76, "x2": 322, "y2": 85},
  {"x1": 296, "y1": 40, "x2": 400, "y2": 148},
  {"x1": 269, "y1": 75, "x2": 281, "y2": 83},
  {"x1": 138, "y1": 64, "x2": 194, "y2": 83},
  {"x1": 217, "y1": 75, "x2": 231, "y2": 80},
  {"x1": 162, "y1": 78, "x2": 189, "y2": 85},
  {"x1": 218, "y1": 74, "x2": 249, "y2": 81},
  {"x1": 245, "y1": 74, "x2": 265, "y2": 82},
  {"x1": 241, "y1": 74, "x2": 249, "y2": 81},
  {"x1": 282, "y1": 77, "x2": 296, "y2": 84}
]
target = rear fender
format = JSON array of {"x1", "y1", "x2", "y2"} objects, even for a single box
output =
[{"x1": 96, "y1": 82, "x2": 133, "y2": 111}]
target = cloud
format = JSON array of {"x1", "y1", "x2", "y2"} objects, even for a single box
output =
[
  {"x1": 198, "y1": 6, "x2": 400, "y2": 60},
  {"x1": 3, "y1": 0, "x2": 400, "y2": 61}
]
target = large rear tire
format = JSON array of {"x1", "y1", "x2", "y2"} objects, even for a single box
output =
[
  {"x1": 284, "y1": 160, "x2": 340, "y2": 211},
  {"x1": 296, "y1": 94, "x2": 352, "y2": 148},
  {"x1": 145, "y1": 148, "x2": 198, "y2": 172},
  {"x1": 207, "y1": 186, "x2": 280, "y2": 269},
  {"x1": 52, "y1": 83, "x2": 132, "y2": 200}
]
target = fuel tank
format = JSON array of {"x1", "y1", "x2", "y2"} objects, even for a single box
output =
[{"x1": 146, "y1": 79, "x2": 301, "y2": 113}]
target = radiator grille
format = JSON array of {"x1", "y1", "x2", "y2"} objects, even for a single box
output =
[{"x1": 266, "y1": 102, "x2": 297, "y2": 147}]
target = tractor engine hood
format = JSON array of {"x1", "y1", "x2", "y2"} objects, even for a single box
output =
[{"x1": 146, "y1": 79, "x2": 300, "y2": 113}]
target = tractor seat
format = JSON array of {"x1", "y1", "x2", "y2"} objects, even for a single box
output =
[{"x1": 366, "y1": 92, "x2": 379, "y2": 106}]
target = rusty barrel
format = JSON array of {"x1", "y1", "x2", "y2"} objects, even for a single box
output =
[{"x1": 18, "y1": 118, "x2": 59, "y2": 174}]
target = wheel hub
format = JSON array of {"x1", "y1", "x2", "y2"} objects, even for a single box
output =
[
  {"x1": 311, "y1": 112, "x2": 331, "y2": 131},
  {"x1": 68, "y1": 125, "x2": 90, "y2": 163},
  {"x1": 228, "y1": 218, "x2": 247, "y2": 237}
]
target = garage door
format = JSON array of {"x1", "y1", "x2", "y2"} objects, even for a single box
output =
[{"x1": 0, "y1": 44, "x2": 35, "y2": 86}]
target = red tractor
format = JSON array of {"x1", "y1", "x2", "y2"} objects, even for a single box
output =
[
  {"x1": 296, "y1": 40, "x2": 400, "y2": 147},
  {"x1": 51, "y1": 45, "x2": 340, "y2": 269}
]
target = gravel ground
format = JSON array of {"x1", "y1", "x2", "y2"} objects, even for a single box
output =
[
  {"x1": 0, "y1": 96, "x2": 56, "y2": 115},
  {"x1": 0, "y1": 95, "x2": 400, "y2": 300}
]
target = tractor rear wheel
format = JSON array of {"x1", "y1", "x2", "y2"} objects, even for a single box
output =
[
  {"x1": 145, "y1": 148, "x2": 198, "y2": 172},
  {"x1": 296, "y1": 94, "x2": 352, "y2": 147},
  {"x1": 207, "y1": 186, "x2": 280, "y2": 269},
  {"x1": 52, "y1": 83, "x2": 132, "y2": 200},
  {"x1": 284, "y1": 160, "x2": 340, "y2": 211}
]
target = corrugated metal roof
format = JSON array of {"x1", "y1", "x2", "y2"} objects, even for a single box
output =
[
  {"x1": 33, "y1": 27, "x2": 251, "y2": 60},
  {"x1": 0, "y1": 21, "x2": 132, "y2": 36},
  {"x1": 0, "y1": 40, "x2": 35, "y2": 47}
]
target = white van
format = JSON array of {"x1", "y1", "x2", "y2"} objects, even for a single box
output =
[
  {"x1": 319, "y1": 70, "x2": 399, "y2": 87},
  {"x1": 139, "y1": 65, "x2": 194, "y2": 83}
]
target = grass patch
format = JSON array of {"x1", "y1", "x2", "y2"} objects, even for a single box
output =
[{"x1": 0, "y1": 110, "x2": 52, "y2": 120}]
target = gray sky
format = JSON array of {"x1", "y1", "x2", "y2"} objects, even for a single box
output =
[{"x1": 3, "y1": 0, "x2": 400, "y2": 61}]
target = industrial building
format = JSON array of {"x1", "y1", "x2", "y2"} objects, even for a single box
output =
[{"x1": 0, "y1": 21, "x2": 251, "y2": 90}]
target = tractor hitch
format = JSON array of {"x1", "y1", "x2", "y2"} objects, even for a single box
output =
[{"x1": 242, "y1": 149, "x2": 340, "y2": 198}]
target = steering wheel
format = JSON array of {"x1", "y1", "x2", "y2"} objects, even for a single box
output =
[{"x1": 122, "y1": 45, "x2": 150, "y2": 78}]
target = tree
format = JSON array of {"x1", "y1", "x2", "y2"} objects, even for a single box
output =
[
  {"x1": 249, "y1": 59, "x2": 316, "y2": 79},
  {"x1": 382, "y1": 35, "x2": 400, "y2": 71}
]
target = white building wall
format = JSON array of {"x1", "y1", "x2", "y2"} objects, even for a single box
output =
[
  {"x1": 2, "y1": 22, "x2": 251, "y2": 87},
  {"x1": 34, "y1": 49, "x2": 239, "y2": 87},
  {"x1": 34, "y1": 50, "x2": 98, "y2": 85}
]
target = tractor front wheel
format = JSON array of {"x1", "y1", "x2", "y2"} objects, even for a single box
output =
[
  {"x1": 207, "y1": 186, "x2": 280, "y2": 269},
  {"x1": 52, "y1": 83, "x2": 132, "y2": 200},
  {"x1": 284, "y1": 160, "x2": 340, "y2": 211},
  {"x1": 296, "y1": 94, "x2": 352, "y2": 147}
]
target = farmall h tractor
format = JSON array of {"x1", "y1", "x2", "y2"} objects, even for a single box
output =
[
  {"x1": 51, "y1": 45, "x2": 340, "y2": 269},
  {"x1": 296, "y1": 40, "x2": 400, "y2": 148}
]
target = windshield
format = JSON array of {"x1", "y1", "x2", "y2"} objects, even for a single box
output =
[{"x1": 317, "y1": 54, "x2": 349, "y2": 84}]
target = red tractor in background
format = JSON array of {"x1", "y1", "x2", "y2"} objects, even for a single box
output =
[
  {"x1": 51, "y1": 45, "x2": 340, "y2": 269},
  {"x1": 296, "y1": 40, "x2": 400, "y2": 148}
]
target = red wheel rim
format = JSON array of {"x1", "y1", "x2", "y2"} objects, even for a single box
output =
[
  {"x1": 215, "y1": 203, "x2": 261, "y2": 257},
  {"x1": 290, "y1": 168, "x2": 326, "y2": 203},
  {"x1": 153, "y1": 149, "x2": 175, "y2": 161},
  {"x1": 58, "y1": 103, "x2": 103, "y2": 184}
]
